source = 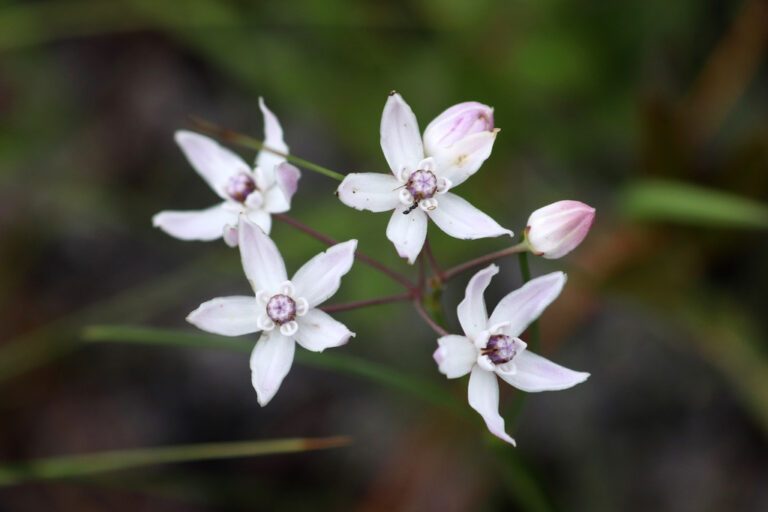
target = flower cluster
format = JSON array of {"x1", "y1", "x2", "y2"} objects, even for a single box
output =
[{"x1": 155, "y1": 92, "x2": 596, "y2": 445}]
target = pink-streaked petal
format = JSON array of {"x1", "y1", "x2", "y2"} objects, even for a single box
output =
[
  {"x1": 250, "y1": 332, "x2": 295, "y2": 406},
  {"x1": 255, "y1": 97, "x2": 289, "y2": 186},
  {"x1": 467, "y1": 366, "x2": 516, "y2": 446},
  {"x1": 428, "y1": 193, "x2": 513, "y2": 240},
  {"x1": 430, "y1": 129, "x2": 498, "y2": 188},
  {"x1": 275, "y1": 162, "x2": 301, "y2": 203},
  {"x1": 292, "y1": 240, "x2": 357, "y2": 308},
  {"x1": 423, "y1": 101, "x2": 494, "y2": 156},
  {"x1": 380, "y1": 92, "x2": 424, "y2": 176},
  {"x1": 434, "y1": 335, "x2": 477, "y2": 379},
  {"x1": 238, "y1": 216, "x2": 287, "y2": 293},
  {"x1": 245, "y1": 208, "x2": 272, "y2": 235},
  {"x1": 186, "y1": 296, "x2": 260, "y2": 336},
  {"x1": 152, "y1": 203, "x2": 238, "y2": 242},
  {"x1": 294, "y1": 309, "x2": 354, "y2": 352},
  {"x1": 457, "y1": 265, "x2": 498, "y2": 339},
  {"x1": 497, "y1": 351, "x2": 589, "y2": 392},
  {"x1": 386, "y1": 205, "x2": 427, "y2": 264},
  {"x1": 488, "y1": 272, "x2": 566, "y2": 338},
  {"x1": 336, "y1": 173, "x2": 401, "y2": 213},
  {"x1": 175, "y1": 131, "x2": 251, "y2": 199}
]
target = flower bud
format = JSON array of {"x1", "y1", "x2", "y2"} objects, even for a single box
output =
[
  {"x1": 423, "y1": 101, "x2": 494, "y2": 155},
  {"x1": 525, "y1": 200, "x2": 595, "y2": 259}
]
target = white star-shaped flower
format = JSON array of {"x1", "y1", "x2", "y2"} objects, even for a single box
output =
[
  {"x1": 153, "y1": 98, "x2": 300, "y2": 246},
  {"x1": 433, "y1": 265, "x2": 590, "y2": 445},
  {"x1": 187, "y1": 217, "x2": 357, "y2": 406},
  {"x1": 336, "y1": 92, "x2": 513, "y2": 264}
]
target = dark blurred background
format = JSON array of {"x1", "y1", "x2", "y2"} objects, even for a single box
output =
[{"x1": 1, "y1": 0, "x2": 767, "y2": 510}]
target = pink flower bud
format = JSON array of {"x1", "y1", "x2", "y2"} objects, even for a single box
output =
[
  {"x1": 525, "y1": 200, "x2": 595, "y2": 259},
  {"x1": 423, "y1": 101, "x2": 494, "y2": 155}
]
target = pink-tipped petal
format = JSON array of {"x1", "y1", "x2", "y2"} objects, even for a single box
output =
[
  {"x1": 153, "y1": 203, "x2": 238, "y2": 242},
  {"x1": 238, "y1": 216, "x2": 287, "y2": 293},
  {"x1": 294, "y1": 309, "x2": 354, "y2": 352},
  {"x1": 526, "y1": 200, "x2": 595, "y2": 259},
  {"x1": 250, "y1": 332, "x2": 295, "y2": 406},
  {"x1": 467, "y1": 366, "x2": 516, "y2": 446},
  {"x1": 430, "y1": 129, "x2": 498, "y2": 188},
  {"x1": 423, "y1": 101, "x2": 494, "y2": 156},
  {"x1": 336, "y1": 173, "x2": 401, "y2": 213},
  {"x1": 187, "y1": 296, "x2": 261, "y2": 336},
  {"x1": 488, "y1": 272, "x2": 566, "y2": 338},
  {"x1": 428, "y1": 193, "x2": 513, "y2": 240},
  {"x1": 256, "y1": 97, "x2": 289, "y2": 187},
  {"x1": 275, "y1": 162, "x2": 301, "y2": 202},
  {"x1": 497, "y1": 350, "x2": 589, "y2": 392},
  {"x1": 175, "y1": 131, "x2": 251, "y2": 199},
  {"x1": 434, "y1": 335, "x2": 477, "y2": 379},
  {"x1": 457, "y1": 265, "x2": 499, "y2": 339},
  {"x1": 380, "y1": 92, "x2": 424, "y2": 177},
  {"x1": 292, "y1": 240, "x2": 358, "y2": 308},
  {"x1": 386, "y1": 204, "x2": 428, "y2": 264}
]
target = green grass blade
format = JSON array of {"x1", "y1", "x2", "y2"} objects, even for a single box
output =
[
  {"x1": 0, "y1": 437, "x2": 351, "y2": 487},
  {"x1": 82, "y1": 325, "x2": 469, "y2": 417},
  {"x1": 621, "y1": 179, "x2": 768, "y2": 228}
]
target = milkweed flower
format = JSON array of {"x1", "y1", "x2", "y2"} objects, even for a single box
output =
[
  {"x1": 153, "y1": 98, "x2": 300, "y2": 246},
  {"x1": 525, "y1": 200, "x2": 595, "y2": 259},
  {"x1": 187, "y1": 217, "x2": 357, "y2": 406},
  {"x1": 433, "y1": 265, "x2": 589, "y2": 445},
  {"x1": 336, "y1": 92, "x2": 512, "y2": 264}
]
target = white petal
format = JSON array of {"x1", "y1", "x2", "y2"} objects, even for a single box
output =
[
  {"x1": 153, "y1": 203, "x2": 238, "y2": 241},
  {"x1": 428, "y1": 193, "x2": 512, "y2": 240},
  {"x1": 294, "y1": 309, "x2": 354, "y2": 352},
  {"x1": 488, "y1": 272, "x2": 566, "y2": 338},
  {"x1": 186, "y1": 296, "x2": 260, "y2": 336},
  {"x1": 430, "y1": 129, "x2": 498, "y2": 188},
  {"x1": 245, "y1": 208, "x2": 272, "y2": 235},
  {"x1": 386, "y1": 205, "x2": 427, "y2": 264},
  {"x1": 255, "y1": 97, "x2": 289, "y2": 186},
  {"x1": 497, "y1": 350, "x2": 589, "y2": 392},
  {"x1": 336, "y1": 173, "x2": 401, "y2": 213},
  {"x1": 467, "y1": 366, "x2": 516, "y2": 446},
  {"x1": 457, "y1": 265, "x2": 498, "y2": 339},
  {"x1": 238, "y1": 216, "x2": 287, "y2": 293},
  {"x1": 262, "y1": 162, "x2": 301, "y2": 213},
  {"x1": 250, "y1": 332, "x2": 295, "y2": 406},
  {"x1": 175, "y1": 131, "x2": 251, "y2": 199},
  {"x1": 433, "y1": 335, "x2": 477, "y2": 378},
  {"x1": 292, "y1": 240, "x2": 357, "y2": 307},
  {"x1": 380, "y1": 92, "x2": 424, "y2": 176}
]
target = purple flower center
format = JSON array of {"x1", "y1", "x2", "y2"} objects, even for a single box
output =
[
  {"x1": 482, "y1": 335, "x2": 518, "y2": 365},
  {"x1": 266, "y1": 294, "x2": 296, "y2": 325},
  {"x1": 406, "y1": 170, "x2": 437, "y2": 200},
  {"x1": 226, "y1": 173, "x2": 257, "y2": 202}
]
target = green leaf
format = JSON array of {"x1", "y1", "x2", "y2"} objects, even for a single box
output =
[
  {"x1": 0, "y1": 437, "x2": 351, "y2": 487},
  {"x1": 82, "y1": 325, "x2": 469, "y2": 418},
  {"x1": 621, "y1": 179, "x2": 768, "y2": 228}
]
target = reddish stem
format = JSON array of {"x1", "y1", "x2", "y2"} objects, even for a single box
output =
[
  {"x1": 274, "y1": 214, "x2": 416, "y2": 291},
  {"x1": 423, "y1": 237, "x2": 445, "y2": 281},
  {"x1": 320, "y1": 293, "x2": 413, "y2": 313},
  {"x1": 441, "y1": 242, "x2": 529, "y2": 281},
  {"x1": 413, "y1": 299, "x2": 448, "y2": 337}
]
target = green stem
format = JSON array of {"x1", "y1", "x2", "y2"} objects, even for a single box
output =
[
  {"x1": 189, "y1": 116, "x2": 345, "y2": 181},
  {"x1": 0, "y1": 437, "x2": 351, "y2": 487}
]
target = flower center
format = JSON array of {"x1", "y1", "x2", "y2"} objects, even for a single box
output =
[
  {"x1": 266, "y1": 294, "x2": 296, "y2": 325},
  {"x1": 482, "y1": 335, "x2": 518, "y2": 365},
  {"x1": 406, "y1": 170, "x2": 438, "y2": 201},
  {"x1": 225, "y1": 173, "x2": 257, "y2": 203}
]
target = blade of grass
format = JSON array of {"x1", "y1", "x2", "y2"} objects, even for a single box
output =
[
  {"x1": 0, "y1": 436, "x2": 351, "y2": 487},
  {"x1": 82, "y1": 325, "x2": 469, "y2": 418}
]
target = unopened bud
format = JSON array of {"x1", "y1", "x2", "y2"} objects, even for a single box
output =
[
  {"x1": 423, "y1": 101, "x2": 494, "y2": 156},
  {"x1": 525, "y1": 200, "x2": 595, "y2": 259}
]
